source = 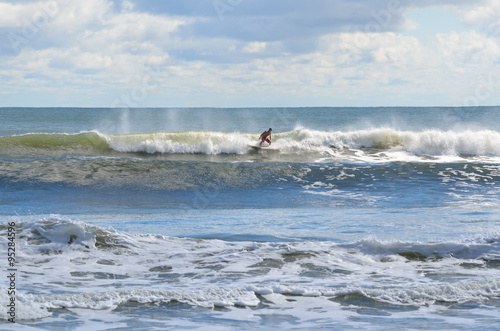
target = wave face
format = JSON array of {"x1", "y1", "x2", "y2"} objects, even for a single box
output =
[
  {"x1": 1, "y1": 217, "x2": 500, "y2": 321},
  {"x1": 0, "y1": 132, "x2": 111, "y2": 154},
  {"x1": 1, "y1": 128, "x2": 499, "y2": 162}
]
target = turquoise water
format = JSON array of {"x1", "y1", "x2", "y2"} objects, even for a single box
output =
[{"x1": 1, "y1": 107, "x2": 499, "y2": 330}]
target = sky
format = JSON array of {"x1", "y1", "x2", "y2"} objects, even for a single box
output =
[{"x1": 0, "y1": 0, "x2": 499, "y2": 107}]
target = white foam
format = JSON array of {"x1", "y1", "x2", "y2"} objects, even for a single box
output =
[
  {"x1": 103, "y1": 131, "x2": 253, "y2": 155},
  {"x1": 32, "y1": 288, "x2": 259, "y2": 310},
  {"x1": 0, "y1": 290, "x2": 51, "y2": 321},
  {"x1": 277, "y1": 127, "x2": 500, "y2": 162},
  {"x1": 361, "y1": 279, "x2": 500, "y2": 305},
  {"x1": 97, "y1": 128, "x2": 500, "y2": 163},
  {"x1": 22, "y1": 217, "x2": 97, "y2": 249},
  {"x1": 5, "y1": 217, "x2": 500, "y2": 324}
]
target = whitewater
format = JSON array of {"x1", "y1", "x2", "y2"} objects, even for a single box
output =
[{"x1": 0, "y1": 106, "x2": 499, "y2": 330}]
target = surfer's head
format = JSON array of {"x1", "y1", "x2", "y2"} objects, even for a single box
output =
[{"x1": 269, "y1": 128, "x2": 272, "y2": 131}]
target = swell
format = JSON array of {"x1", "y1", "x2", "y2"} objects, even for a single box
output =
[
  {"x1": 1, "y1": 158, "x2": 498, "y2": 193},
  {"x1": 0, "y1": 158, "x2": 295, "y2": 190}
]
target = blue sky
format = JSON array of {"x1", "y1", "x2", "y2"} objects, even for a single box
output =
[{"x1": 1, "y1": 0, "x2": 499, "y2": 107}]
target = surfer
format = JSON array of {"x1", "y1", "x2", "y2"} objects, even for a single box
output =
[{"x1": 259, "y1": 128, "x2": 272, "y2": 146}]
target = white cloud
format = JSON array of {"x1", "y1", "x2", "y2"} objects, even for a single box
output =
[
  {"x1": 0, "y1": 0, "x2": 188, "y2": 105},
  {"x1": 242, "y1": 41, "x2": 267, "y2": 54},
  {"x1": 449, "y1": 0, "x2": 500, "y2": 41},
  {"x1": 330, "y1": 32, "x2": 422, "y2": 66},
  {"x1": 1, "y1": 0, "x2": 500, "y2": 106},
  {"x1": 437, "y1": 31, "x2": 500, "y2": 69},
  {"x1": 0, "y1": 1, "x2": 58, "y2": 27},
  {"x1": 456, "y1": 0, "x2": 499, "y2": 25},
  {"x1": 121, "y1": 0, "x2": 134, "y2": 13}
]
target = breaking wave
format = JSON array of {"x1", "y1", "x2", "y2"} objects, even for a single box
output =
[{"x1": 1, "y1": 128, "x2": 499, "y2": 159}]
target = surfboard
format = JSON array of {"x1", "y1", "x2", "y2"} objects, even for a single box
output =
[{"x1": 247, "y1": 144, "x2": 278, "y2": 152}]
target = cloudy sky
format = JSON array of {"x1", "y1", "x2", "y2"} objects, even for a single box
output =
[{"x1": 1, "y1": 0, "x2": 499, "y2": 107}]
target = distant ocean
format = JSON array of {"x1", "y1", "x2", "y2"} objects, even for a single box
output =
[{"x1": 1, "y1": 107, "x2": 499, "y2": 330}]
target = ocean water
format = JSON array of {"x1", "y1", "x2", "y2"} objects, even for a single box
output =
[{"x1": 0, "y1": 106, "x2": 499, "y2": 330}]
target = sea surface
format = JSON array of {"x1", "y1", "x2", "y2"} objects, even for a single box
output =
[{"x1": 0, "y1": 106, "x2": 499, "y2": 330}]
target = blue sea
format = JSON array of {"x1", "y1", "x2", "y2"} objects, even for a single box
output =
[{"x1": 1, "y1": 106, "x2": 499, "y2": 330}]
